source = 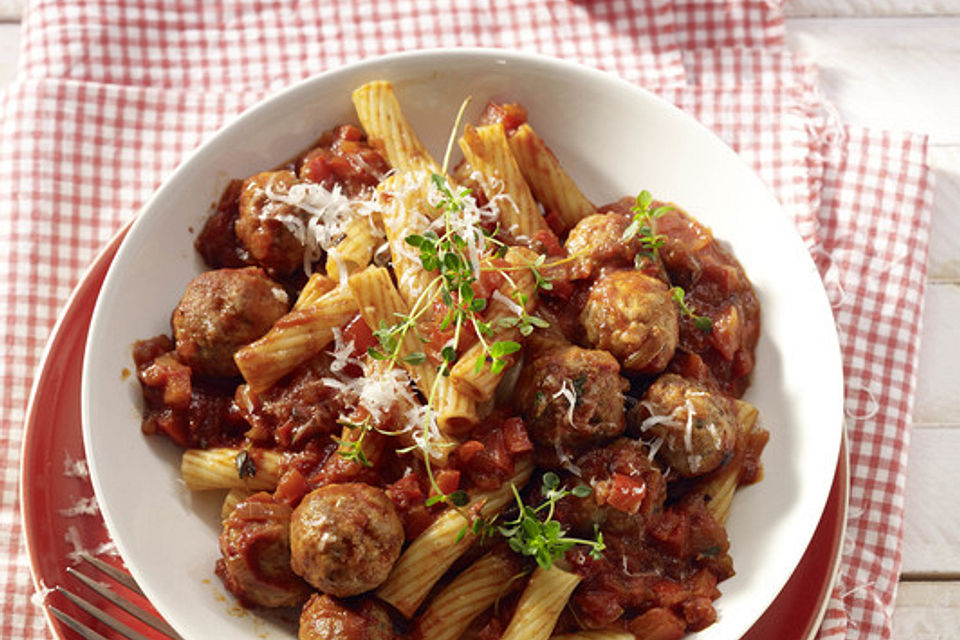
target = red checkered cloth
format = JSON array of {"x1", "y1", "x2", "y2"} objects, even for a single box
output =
[{"x1": 0, "y1": 1, "x2": 933, "y2": 639}]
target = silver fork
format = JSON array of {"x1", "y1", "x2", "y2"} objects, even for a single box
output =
[{"x1": 48, "y1": 554, "x2": 183, "y2": 640}]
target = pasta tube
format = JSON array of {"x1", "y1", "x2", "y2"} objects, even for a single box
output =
[
  {"x1": 414, "y1": 549, "x2": 524, "y2": 640},
  {"x1": 325, "y1": 213, "x2": 384, "y2": 284},
  {"x1": 352, "y1": 81, "x2": 440, "y2": 174},
  {"x1": 234, "y1": 279, "x2": 360, "y2": 392},
  {"x1": 449, "y1": 247, "x2": 537, "y2": 401},
  {"x1": 501, "y1": 566, "x2": 582, "y2": 640},
  {"x1": 459, "y1": 123, "x2": 549, "y2": 242},
  {"x1": 508, "y1": 123, "x2": 595, "y2": 232},
  {"x1": 377, "y1": 458, "x2": 533, "y2": 617},
  {"x1": 293, "y1": 272, "x2": 336, "y2": 309},
  {"x1": 376, "y1": 171, "x2": 439, "y2": 307},
  {"x1": 181, "y1": 448, "x2": 282, "y2": 491}
]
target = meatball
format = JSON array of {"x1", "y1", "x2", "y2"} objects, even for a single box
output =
[
  {"x1": 564, "y1": 212, "x2": 640, "y2": 280},
  {"x1": 580, "y1": 269, "x2": 679, "y2": 373},
  {"x1": 629, "y1": 374, "x2": 736, "y2": 476},
  {"x1": 299, "y1": 594, "x2": 395, "y2": 640},
  {"x1": 290, "y1": 483, "x2": 403, "y2": 598},
  {"x1": 562, "y1": 438, "x2": 667, "y2": 536},
  {"x1": 235, "y1": 170, "x2": 306, "y2": 276},
  {"x1": 172, "y1": 267, "x2": 289, "y2": 377},
  {"x1": 516, "y1": 344, "x2": 628, "y2": 456},
  {"x1": 217, "y1": 494, "x2": 312, "y2": 608}
]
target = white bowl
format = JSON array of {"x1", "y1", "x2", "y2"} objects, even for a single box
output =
[{"x1": 82, "y1": 49, "x2": 844, "y2": 639}]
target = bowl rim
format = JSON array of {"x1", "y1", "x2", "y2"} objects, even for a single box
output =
[{"x1": 81, "y1": 46, "x2": 845, "y2": 640}]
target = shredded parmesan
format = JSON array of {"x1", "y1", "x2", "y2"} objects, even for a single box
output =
[
  {"x1": 554, "y1": 441, "x2": 582, "y2": 477},
  {"x1": 492, "y1": 290, "x2": 524, "y2": 316},
  {"x1": 60, "y1": 496, "x2": 100, "y2": 517},
  {"x1": 327, "y1": 327, "x2": 358, "y2": 375},
  {"x1": 64, "y1": 526, "x2": 119, "y2": 565},
  {"x1": 263, "y1": 180, "x2": 384, "y2": 276},
  {"x1": 553, "y1": 379, "x2": 577, "y2": 427},
  {"x1": 62, "y1": 453, "x2": 89, "y2": 479},
  {"x1": 30, "y1": 580, "x2": 54, "y2": 608}
]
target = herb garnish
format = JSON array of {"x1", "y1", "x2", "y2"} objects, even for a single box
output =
[
  {"x1": 331, "y1": 418, "x2": 373, "y2": 467},
  {"x1": 496, "y1": 471, "x2": 605, "y2": 570},
  {"x1": 235, "y1": 450, "x2": 256, "y2": 479},
  {"x1": 623, "y1": 190, "x2": 712, "y2": 333},
  {"x1": 671, "y1": 286, "x2": 713, "y2": 333}
]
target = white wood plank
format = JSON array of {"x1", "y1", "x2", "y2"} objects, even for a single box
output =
[
  {"x1": 913, "y1": 284, "x2": 960, "y2": 424},
  {"x1": 787, "y1": 0, "x2": 960, "y2": 17},
  {"x1": 785, "y1": 17, "x2": 960, "y2": 144},
  {"x1": 0, "y1": 0, "x2": 22, "y2": 21},
  {"x1": 902, "y1": 426, "x2": 960, "y2": 574},
  {"x1": 928, "y1": 146, "x2": 960, "y2": 281},
  {"x1": 893, "y1": 581, "x2": 960, "y2": 637},
  {"x1": 0, "y1": 23, "x2": 18, "y2": 93}
]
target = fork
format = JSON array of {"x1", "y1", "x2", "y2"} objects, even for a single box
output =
[{"x1": 48, "y1": 554, "x2": 183, "y2": 640}]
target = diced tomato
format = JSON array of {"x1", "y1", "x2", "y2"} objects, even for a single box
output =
[
  {"x1": 649, "y1": 509, "x2": 690, "y2": 559},
  {"x1": 140, "y1": 353, "x2": 192, "y2": 410},
  {"x1": 273, "y1": 468, "x2": 310, "y2": 508},
  {"x1": 652, "y1": 579, "x2": 689, "y2": 608},
  {"x1": 386, "y1": 473, "x2": 424, "y2": 509},
  {"x1": 458, "y1": 440, "x2": 485, "y2": 463},
  {"x1": 342, "y1": 313, "x2": 377, "y2": 357},
  {"x1": 606, "y1": 472, "x2": 647, "y2": 515},
  {"x1": 573, "y1": 589, "x2": 624, "y2": 628},
  {"x1": 478, "y1": 101, "x2": 528, "y2": 134},
  {"x1": 301, "y1": 151, "x2": 332, "y2": 184},
  {"x1": 682, "y1": 596, "x2": 717, "y2": 631},
  {"x1": 431, "y1": 469, "x2": 461, "y2": 497},
  {"x1": 686, "y1": 569, "x2": 720, "y2": 600},
  {"x1": 473, "y1": 267, "x2": 505, "y2": 302},
  {"x1": 335, "y1": 124, "x2": 364, "y2": 142},
  {"x1": 502, "y1": 417, "x2": 533, "y2": 454},
  {"x1": 544, "y1": 211, "x2": 566, "y2": 237},
  {"x1": 627, "y1": 607, "x2": 686, "y2": 640},
  {"x1": 144, "y1": 412, "x2": 191, "y2": 449},
  {"x1": 532, "y1": 228, "x2": 565, "y2": 257},
  {"x1": 328, "y1": 155, "x2": 354, "y2": 180}
]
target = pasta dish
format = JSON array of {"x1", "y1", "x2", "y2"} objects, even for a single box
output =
[{"x1": 132, "y1": 81, "x2": 768, "y2": 640}]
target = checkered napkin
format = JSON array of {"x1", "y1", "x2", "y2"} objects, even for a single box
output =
[{"x1": 0, "y1": 1, "x2": 933, "y2": 638}]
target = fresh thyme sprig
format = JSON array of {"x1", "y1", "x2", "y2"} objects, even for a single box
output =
[
  {"x1": 497, "y1": 471, "x2": 605, "y2": 570},
  {"x1": 621, "y1": 190, "x2": 673, "y2": 262},
  {"x1": 331, "y1": 418, "x2": 373, "y2": 467},
  {"x1": 624, "y1": 190, "x2": 712, "y2": 333},
  {"x1": 671, "y1": 286, "x2": 713, "y2": 333}
]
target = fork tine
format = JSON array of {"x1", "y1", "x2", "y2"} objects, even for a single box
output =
[
  {"x1": 66, "y1": 568, "x2": 183, "y2": 640},
  {"x1": 80, "y1": 554, "x2": 144, "y2": 596},
  {"x1": 49, "y1": 605, "x2": 112, "y2": 640},
  {"x1": 56, "y1": 587, "x2": 153, "y2": 640}
]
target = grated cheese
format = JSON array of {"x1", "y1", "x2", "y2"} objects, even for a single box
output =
[
  {"x1": 62, "y1": 453, "x2": 89, "y2": 479},
  {"x1": 60, "y1": 496, "x2": 100, "y2": 517},
  {"x1": 553, "y1": 379, "x2": 577, "y2": 427},
  {"x1": 64, "y1": 525, "x2": 119, "y2": 565},
  {"x1": 327, "y1": 327, "x2": 358, "y2": 375},
  {"x1": 263, "y1": 180, "x2": 384, "y2": 277},
  {"x1": 30, "y1": 580, "x2": 54, "y2": 608}
]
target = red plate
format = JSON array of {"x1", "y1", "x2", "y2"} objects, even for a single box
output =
[{"x1": 20, "y1": 227, "x2": 848, "y2": 640}]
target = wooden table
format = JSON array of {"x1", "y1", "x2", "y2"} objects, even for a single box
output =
[{"x1": 2, "y1": 0, "x2": 957, "y2": 635}]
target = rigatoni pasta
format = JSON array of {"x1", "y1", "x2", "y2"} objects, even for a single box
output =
[
  {"x1": 508, "y1": 122, "x2": 595, "y2": 232},
  {"x1": 132, "y1": 80, "x2": 767, "y2": 640},
  {"x1": 459, "y1": 122, "x2": 550, "y2": 242}
]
